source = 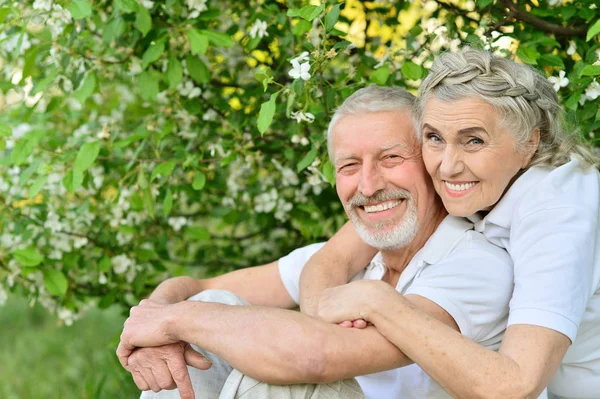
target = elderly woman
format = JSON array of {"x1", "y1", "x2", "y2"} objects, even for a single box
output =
[{"x1": 300, "y1": 48, "x2": 600, "y2": 399}]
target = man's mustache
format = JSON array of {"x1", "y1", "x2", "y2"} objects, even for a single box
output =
[{"x1": 346, "y1": 189, "x2": 412, "y2": 210}]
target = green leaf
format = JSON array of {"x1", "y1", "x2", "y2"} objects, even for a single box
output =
[
  {"x1": 325, "y1": 4, "x2": 341, "y2": 32},
  {"x1": 257, "y1": 92, "x2": 278, "y2": 135},
  {"x1": 142, "y1": 186, "x2": 155, "y2": 218},
  {"x1": 139, "y1": 71, "x2": 159, "y2": 101},
  {"x1": 163, "y1": 188, "x2": 173, "y2": 217},
  {"x1": 581, "y1": 65, "x2": 600, "y2": 76},
  {"x1": 516, "y1": 46, "x2": 540, "y2": 65},
  {"x1": 62, "y1": 170, "x2": 77, "y2": 193},
  {"x1": 199, "y1": 30, "x2": 234, "y2": 48},
  {"x1": 220, "y1": 152, "x2": 236, "y2": 166},
  {"x1": 0, "y1": 8, "x2": 10, "y2": 24},
  {"x1": 322, "y1": 160, "x2": 335, "y2": 187},
  {"x1": 476, "y1": 0, "x2": 493, "y2": 8},
  {"x1": 142, "y1": 41, "x2": 165, "y2": 69},
  {"x1": 0, "y1": 125, "x2": 11, "y2": 137},
  {"x1": 68, "y1": 0, "x2": 92, "y2": 19},
  {"x1": 288, "y1": 4, "x2": 325, "y2": 21},
  {"x1": 150, "y1": 160, "x2": 176, "y2": 182},
  {"x1": 43, "y1": 269, "x2": 69, "y2": 297},
  {"x1": 114, "y1": 0, "x2": 138, "y2": 13},
  {"x1": 74, "y1": 141, "x2": 101, "y2": 174},
  {"x1": 32, "y1": 68, "x2": 58, "y2": 96},
  {"x1": 11, "y1": 139, "x2": 35, "y2": 166},
  {"x1": 185, "y1": 226, "x2": 211, "y2": 241},
  {"x1": 192, "y1": 171, "x2": 206, "y2": 190},
  {"x1": 188, "y1": 29, "x2": 209, "y2": 55},
  {"x1": 333, "y1": 40, "x2": 352, "y2": 50},
  {"x1": 167, "y1": 56, "x2": 183, "y2": 89},
  {"x1": 135, "y1": 7, "x2": 152, "y2": 37},
  {"x1": 114, "y1": 128, "x2": 152, "y2": 148},
  {"x1": 565, "y1": 92, "x2": 581, "y2": 110},
  {"x1": 74, "y1": 73, "x2": 96, "y2": 104},
  {"x1": 292, "y1": 20, "x2": 312, "y2": 36},
  {"x1": 401, "y1": 61, "x2": 422, "y2": 80},
  {"x1": 186, "y1": 56, "x2": 210, "y2": 84},
  {"x1": 0, "y1": 138, "x2": 5, "y2": 151},
  {"x1": 102, "y1": 18, "x2": 124, "y2": 43},
  {"x1": 13, "y1": 247, "x2": 43, "y2": 267},
  {"x1": 297, "y1": 147, "x2": 318, "y2": 172},
  {"x1": 28, "y1": 174, "x2": 48, "y2": 198},
  {"x1": 19, "y1": 159, "x2": 41, "y2": 185},
  {"x1": 99, "y1": 289, "x2": 118, "y2": 309},
  {"x1": 138, "y1": 168, "x2": 148, "y2": 189},
  {"x1": 587, "y1": 19, "x2": 600, "y2": 41},
  {"x1": 98, "y1": 257, "x2": 112, "y2": 273},
  {"x1": 371, "y1": 65, "x2": 390, "y2": 85},
  {"x1": 538, "y1": 54, "x2": 565, "y2": 68}
]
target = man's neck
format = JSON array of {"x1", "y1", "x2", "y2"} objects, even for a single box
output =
[{"x1": 380, "y1": 201, "x2": 448, "y2": 286}]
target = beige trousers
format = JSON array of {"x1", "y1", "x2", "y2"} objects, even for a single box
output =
[{"x1": 140, "y1": 290, "x2": 365, "y2": 399}]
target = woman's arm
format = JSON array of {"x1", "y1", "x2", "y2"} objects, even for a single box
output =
[
  {"x1": 299, "y1": 221, "x2": 377, "y2": 315},
  {"x1": 370, "y1": 299, "x2": 570, "y2": 399}
]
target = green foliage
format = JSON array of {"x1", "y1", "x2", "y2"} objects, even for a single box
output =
[{"x1": 0, "y1": 0, "x2": 599, "y2": 324}]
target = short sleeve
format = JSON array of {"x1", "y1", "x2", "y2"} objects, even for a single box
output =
[
  {"x1": 278, "y1": 242, "x2": 326, "y2": 305},
  {"x1": 405, "y1": 233, "x2": 514, "y2": 343},
  {"x1": 508, "y1": 205, "x2": 598, "y2": 342}
]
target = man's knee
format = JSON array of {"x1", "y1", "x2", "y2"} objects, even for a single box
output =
[{"x1": 187, "y1": 289, "x2": 249, "y2": 306}]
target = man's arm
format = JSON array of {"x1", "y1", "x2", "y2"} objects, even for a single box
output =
[
  {"x1": 119, "y1": 291, "x2": 460, "y2": 385},
  {"x1": 299, "y1": 221, "x2": 377, "y2": 315},
  {"x1": 149, "y1": 261, "x2": 296, "y2": 309}
]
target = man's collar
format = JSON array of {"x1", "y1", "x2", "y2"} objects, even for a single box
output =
[{"x1": 375, "y1": 215, "x2": 474, "y2": 266}]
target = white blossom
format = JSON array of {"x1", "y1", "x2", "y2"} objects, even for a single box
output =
[
  {"x1": 291, "y1": 52, "x2": 310, "y2": 64},
  {"x1": 112, "y1": 254, "x2": 134, "y2": 275},
  {"x1": 185, "y1": 0, "x2": 208, "y2": 18},
  {"x1": 203, "y1": 109, "x2": 218, "y2": 121},
  {"x1": 73, "y1": 237, "x2": 88, "y2": 249},
  {"x1": 98, "y1": 273, "x2": 108, "y2": 285},
  {"x1": 548, "y1": 71, "x2": 569, "y2": 92},
  {"x1": 141, "y1": 0, "x2": 154, "y2": 9},
  {"x1": 547, "y1": 0, "x2": 561, "y2": 6},
  {"x1": 178, "y1": 80, "x2": 201, "y2": 99},
  {"x1": 254, "y1": 189, "x2": 278, "y2": 213},
  {"x1": 567, "y1": 41, "x2": 576, "y2": 56},
  {"x1": 57, "y1": 307, "x2": 76, "y2": 326},
  {"x1": 289, "y1": 60, "x2": 311, "y2": 81},
  {"x1": 249, "y1": 19, "x2": 269, "y2": 39},
  {"x1": 168, "y1": 217, "x2": 188, "y2": 231},
  {"x1": 33, "y1": 0, "x2": 52, "y2": 11},
  {"x1": 585, "y1": 80, "x2": 600, "y2": 101},
  {"x1": 290, "y1": 111, "x2": 315, "y2": 123}
]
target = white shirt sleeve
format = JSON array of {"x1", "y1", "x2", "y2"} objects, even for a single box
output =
[
  {"x1": 405, "y1": 232, "x2": 514, "y2": 343},
  {"x1": 277, "y1": 242, "x2": 326, "y2": 305},
  {"x1": 508, "y1": 204, "x2": 597, "y2": 342}
]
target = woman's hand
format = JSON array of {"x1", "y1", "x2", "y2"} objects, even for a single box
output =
[{"x1": 316, "y1": 280, "x2": 397, "y2": 327}]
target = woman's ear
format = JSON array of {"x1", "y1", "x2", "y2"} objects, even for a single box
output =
[{"x1": 523, "y1": 127, "x2": 541, "y2": 167}]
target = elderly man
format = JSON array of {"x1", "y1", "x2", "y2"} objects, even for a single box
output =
[{"x1": 117, "y1": 85, "x2": 513, "y2": 399}]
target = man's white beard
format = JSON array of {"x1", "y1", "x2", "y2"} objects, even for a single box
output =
[{"x1": 346, "y1": 189, "x2": 419, "y2": 251}]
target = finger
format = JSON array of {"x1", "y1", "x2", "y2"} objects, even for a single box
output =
[
  {"x1": 167, "y1": 353, "x2": 195, "y2": 399},
  {"x1": 153, "y1": 363, "x2": 176, "y2": 391},
  {"x1": 184, "y1": 345, "x2": 212, "y2": 370},
  {"x1": 352, "y1": 319, "x2": 368, "y2": 329},
  {"x1": 338, "y1": 320, "x2": 353, "y2": 328},
  {"x1": 116, "y1": 341, "x2": 133, "y2": 368},
  {"x1": 131, "y1": 370, "x2": 150, "y2": 391},
  {"x1": 139, "y1": 367, "x2": 161, "y2": 393}
]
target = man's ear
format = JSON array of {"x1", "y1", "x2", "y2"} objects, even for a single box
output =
[{"x1": 522, "y1": 127, "x2": 541, "y2": 167}]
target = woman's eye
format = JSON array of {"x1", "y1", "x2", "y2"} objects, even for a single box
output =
[{"x1": 468, "y1": 137, "x2": 484, "y2": 145}]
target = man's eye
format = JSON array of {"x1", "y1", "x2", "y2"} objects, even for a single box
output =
[{"x1": 425, "y1": 133, "x2": 441, "y2": 142}]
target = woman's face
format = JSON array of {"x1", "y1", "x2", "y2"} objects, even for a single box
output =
[{"x1": 420, "y1": 97, "x2": 537, "y2": 217}]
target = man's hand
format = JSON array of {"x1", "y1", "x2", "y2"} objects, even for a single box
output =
[
  {"x1": 117, "y1": 299, "x2": 182, "y2": 368},
  {"x1": 317, "y1": 280, "x2": 397, "y2": 326},
  {"x1": 126, "y1": 343, "x2": 212, "y2": 399}
]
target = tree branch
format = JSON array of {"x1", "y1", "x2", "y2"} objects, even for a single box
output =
[{"x1": 500, "y1": 0, "x2": 587, "y2": 37}]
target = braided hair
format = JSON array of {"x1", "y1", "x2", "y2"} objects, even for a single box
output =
[{"x1": 418, "y1": 48, "x2": 597, "y2": 169}]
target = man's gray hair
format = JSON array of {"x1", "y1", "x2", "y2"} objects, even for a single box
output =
[
  {"x1": 418, "y1": 47, "x2": 597, "y2": 168},
  {"x1": 327, "y1": 85, "x2": 418, "y2": 161}
]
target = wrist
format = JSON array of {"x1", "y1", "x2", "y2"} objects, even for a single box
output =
[{"x1": 165, "y1": 301, "x2": 188, "y2": 341}]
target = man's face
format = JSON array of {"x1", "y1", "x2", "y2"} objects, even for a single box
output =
[{"x1": 332, "y1": 110, "x2": 438, "y2": 251}]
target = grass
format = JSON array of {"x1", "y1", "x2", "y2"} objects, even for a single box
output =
[{"x1": 0, "y1": 295, "x2": 140, "y2": 398}]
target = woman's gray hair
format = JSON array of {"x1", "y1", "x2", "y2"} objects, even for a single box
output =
[
  {"x1": 327, "y1": 85, "x2": 418, "y2": 161},
  {"x1": 418, "y1": 47, "x2": 597, "y2": 169}
]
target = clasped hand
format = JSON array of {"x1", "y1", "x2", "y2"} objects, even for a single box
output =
[{"x1": 117, "y1": 299, "x2": 212, "y2": 399}]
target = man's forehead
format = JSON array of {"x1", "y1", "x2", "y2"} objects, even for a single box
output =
[{"x1": 334, "y1": 141, "x2": 412, "y2": 163}]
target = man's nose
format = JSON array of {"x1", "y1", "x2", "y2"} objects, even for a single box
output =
[
  {"x1": 439, "y1": 146, "x2": 464, "y2": 178},
  {"x1": 358, "y1": 163, "x2": 386, "y2": 197}
]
